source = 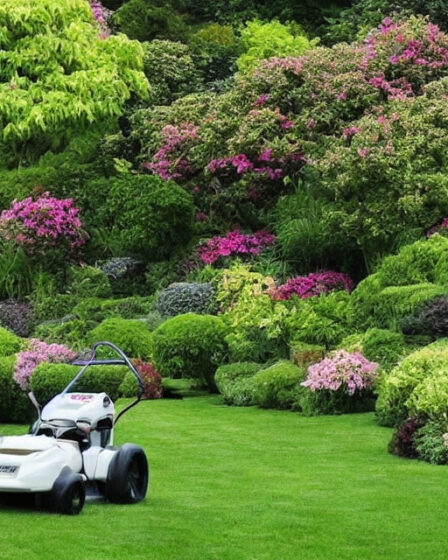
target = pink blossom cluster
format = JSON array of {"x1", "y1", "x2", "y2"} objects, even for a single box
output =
[
  {"x1": 257, "y1": 57, "x2": 304, "y2": 76},
  {"x1": 89, "y1": 1, "x2": 111, "y2": 37},
  {"x1": 369, "y1": 74, "x2": 413, "y2": 100},
  {"x1": 342, "y1": 126, "x2": 361, "y2": 138},
  {"x1": 197, "y1": 230, "x2": 276, "y2": 265},
  {"x1": 207, "y1": 148, "x2": 303, "y2": 181},
  {"x1": 270, "y1": 271, "x2": 353, "y2": 301},
  {"x1": 365, "y1": 19, "x2": 448, "y2": 75},
  {"x1": 14, "y1": 339, "x2": 76, "y2": 391},
  {"x1": 132, "y1": 359, "x2": 162, "y2": 400},
  {"x1": 0, "y1": 193, "x2": 86, "y2": 256},
  {"x1": 141, "y1": 123, "x2": 199, "y2": 181},
  {"x1": 301, "y1": 350, "x2": 378, "y2": 396},
  {"x1": 427, "y1": 217, "x2": 448, "y2": 237}
]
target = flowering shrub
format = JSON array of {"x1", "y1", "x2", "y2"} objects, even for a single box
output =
[
  {"x1": 197, "y1": 231, "x2": 276, "y2": 265},
  {"x1": 132, "y1": 358, "x2": 162, "y2": 399},
  {"x1": 14, "y1": 339, "x2": 76, "y2": 391},
  {"x1": 89, "y1": 0, "x2": 111, "y2": 36},
  {"x1": 270, "y1": 271, "x2": 353, "y2": 300},
  {"x1": 0, "y1": 193, "x2": 87, "y2": 260},
  {"x1": 141, "y1": 123, "x2": 200, "y2": 181},
  {"x1": 301, "y1": 350, "x2": 378, "y2": 395}
]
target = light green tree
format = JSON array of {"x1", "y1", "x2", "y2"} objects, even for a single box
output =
[{"x1": 0, "y1": 0, "x2": 148, "y2": 160}]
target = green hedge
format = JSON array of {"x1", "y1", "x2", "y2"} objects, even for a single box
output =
[
  {"x1": 151, "y1": 313, "x2": 228, "y2": 390},
  {"x1": 31, "y1": 362, "x2": 128, "y2": 405},
  {"x1": 252, "y1": 360, "x2": 305, "y2": 410},
  {"x1": 0, "y1": 355, "x2": 32, "y2": 423},
  {"x1": 87, "y1": 318, "x2": 153, "y2": 361},
  {"x1": 215, "y1": 362, "x2": 261, "y2": 406},
  {"x1": 0, "y1": 326, "x2": 22, "y2": 357}
]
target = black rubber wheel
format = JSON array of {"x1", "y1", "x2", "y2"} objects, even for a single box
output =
[
  {"x1": 105, "y1": 444, "x2": 148, "y2": 504},
  {"x1": 49, "y1": 467, "x2": 86, "y2": 515}
]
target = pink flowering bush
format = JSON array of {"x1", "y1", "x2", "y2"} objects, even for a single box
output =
[
  {"x1": 0, "y1": 193, "x2": 87, "y2": 262},
  {"x1": 269, "y1": 271, "x2": 353, "y2": 301},
  {"x1": 14, "y1": 339, "x2": 76, "y2": 391},
  {"x1": 141, "y1": 123, "x2": 200, "y2": 181},
  {"x1": 299, "y1": 350, "x2": 378, "y2": 415},
  {"x1": 197, "y1": 231, "x2": 276, "y2": 265},
  {"x1": 302, "y1": 350, "x2": 378, "y2": 395}
]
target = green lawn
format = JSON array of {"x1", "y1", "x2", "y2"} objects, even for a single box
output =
[{"x1": 1, "y1": 396, "x2": 448, "y2": 560}]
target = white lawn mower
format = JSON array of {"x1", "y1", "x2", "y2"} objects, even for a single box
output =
[{"x1": 0, "y1": 342, "x2": 149, "y2": 515}]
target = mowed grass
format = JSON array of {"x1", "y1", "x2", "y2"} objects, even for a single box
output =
[{"x1": 1, "y1": 396, "x2": 448, "y2": 560}]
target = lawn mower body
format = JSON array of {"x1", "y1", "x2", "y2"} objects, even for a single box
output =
[{"x1": 0, "y1": 342, "x2": 149, "y2": 514}]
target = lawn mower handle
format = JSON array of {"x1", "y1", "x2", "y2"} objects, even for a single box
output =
[{"x1": 67, "y1": 341, "x2": 146, "y2": 423}]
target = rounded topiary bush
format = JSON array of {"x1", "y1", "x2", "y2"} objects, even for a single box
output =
[
  {"x1": 151, "y1": 313, "x2": 228, "y2": 390},
  {"x1": 101, "y1": 174, "x2": 195, "y2": 260},
  {"x1": 31, "y1": 362, "x2": 128, "y2": 404},
  {"x1": 87, "y1": 318, "x2": 153, "y2": 360},
  {"x1": 155, "y1": 282, "x2": 218, "y2": 318},
  {"x1": 252, "y1": 360, "x2": 306, "y2": 410},
  {"x1": 0, "y1": 326, "x2": 22, "y2": 356},
  {"x1": 215, "y1": 362, "x2": 261, "y2": 406},
  {"x1": 0, "y1": 355, "x2": 32, "y2": 423}
]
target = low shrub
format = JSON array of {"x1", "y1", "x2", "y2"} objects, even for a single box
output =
[
  {"x1": 31, "y1": 362, "x2": 128, "y2": 404},
  {"x1": 72, "y1": 296, "x2": 155, "y2": 323},
  {"x1": 155, "y1": 282, "x2": 218, "y2": 317},
  {"x1": 0, "y1": 355, "x2": 32, "y2": 423},
  {"x1": 33, "y1": 319, "x2": 93, "y2": 351},
  {"x1": 414, "y1": 419, "x2": 448, "y2": 465},
  {"x1": 388, "y1": 417, "x2": 425, "y2": 459},
  {"x1": 290, "y1": 340, "x2": 325, "y2": 369},
  {"x1": 252, "y1": 360, "x2": 305, "y2": 410},
  {"x1": 31, "y1": 294, "x2": 79, "y2": 325},
  {"x1": 299, "y1": 350, "x2": 378, "y2": 415},
  {"x1": 87, "y1": 318, "x2": 153, "y2": 361},
  {"x1": 402, "y1": 296, "x2": 448, "y2": 338},
  {"x1": 151, "y1": 313, "x2": 228, "y2": 390},
  {"x1": 119, "y1": 359, "x2": 162, "y2": 400},
  {"x1": 0, "y1": 299, "x2": 33, "y2": 337},
  {"x1": 0, "y1": 325, "x2": 23, "y2": 356},
  {"x1": 66, "y1": 266, "x2": 112, "y2": 299},
  {"x1": 362, "y1": 328, "x2": 406, "y2": 371},
  {"x1": 215, "y1": 362, "x2": 261, "y2": 406},
  {"x1": 375, "y1": 339, "x2": 448, "y2": 426}
]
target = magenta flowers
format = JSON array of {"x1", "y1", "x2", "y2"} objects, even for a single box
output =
[
  {"x1": 301, "y1": 350, "x2": 378, "y2": 396},
  {"x1": 197, "y1": 230, "x2": 276, "y2": 265},
  {"x1": 14, "y1": 339, "x2": 76, "y2": 391},
  {"x1": 0, "y1": 193, "x2": 87, "y2": 258},
  {"x1": 271, "y1": 271, "x2": 353, "y2": 301}
]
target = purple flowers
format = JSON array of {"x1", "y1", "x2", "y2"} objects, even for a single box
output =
[
  {"x1": 197, "y1": 230, "x2": 276, "y2": 265},
  {"x1": 14, "y1": 339, "x2": 76, "y2": 391},
  {"x1": 0, "y1": 193, "x2": 87, "y2": 257},
  {"x1": 142, "y1": 123, "x2": 199, "y2": 181},
  {"x1": 427, "y1": 217, "x2": 448, "y2": 237},
  {"x1": 301, "y1": 350, "x2": 378, "y2": 396},
  {"x1": 270, "y1": 271, "x2": 353, "y2": 301}
]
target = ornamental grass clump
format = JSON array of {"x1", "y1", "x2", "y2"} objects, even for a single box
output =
[
  {"x1": 14, "y1": 339, "x2": 76, "y2": 391},
  {"x1": 300, "y1": 350, "x2": 378, "y2": 415}
]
